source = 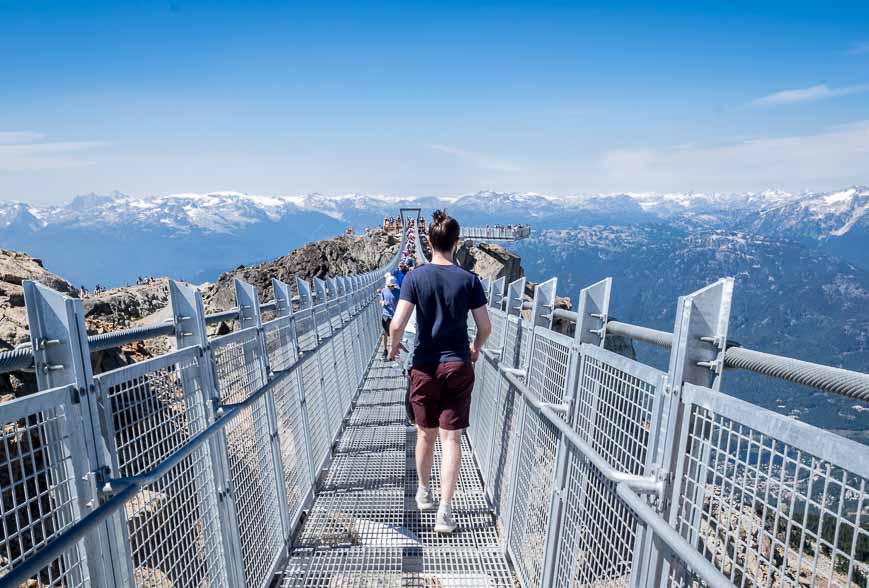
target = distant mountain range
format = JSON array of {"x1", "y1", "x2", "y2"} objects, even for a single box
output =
[
  {"x1": 0, "y1": 185, "x2": 867, "y2": 437},
  {"x1": 511, "y1": 225, "x2": 869, "y2": 438},
  {"x1": 2, "y1": 186, "x2": 868, "y2": 285}
]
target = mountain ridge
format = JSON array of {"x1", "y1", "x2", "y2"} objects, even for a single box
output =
[{"x1": 2, "y1": 185, "x2": 869, "y2": 286}]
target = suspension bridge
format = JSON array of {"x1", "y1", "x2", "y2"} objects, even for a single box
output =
[{"x1": 0, "y1": 209, "x2": 866, "y2": 587}]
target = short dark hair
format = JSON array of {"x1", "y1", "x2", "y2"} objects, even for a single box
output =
[{"x1": 428, "y1": 209, "x2": 460, "y2": 252}]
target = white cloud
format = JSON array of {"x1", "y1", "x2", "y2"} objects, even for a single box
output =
[
  {"x1": 427, "y1": 144, "x2": 520, "y2": 173},
  {"x1": 753, "y1": 83, "x2": 869, "y2": 105},
  {"x1": 0, "y1": 132, "x2": 107, "y2": 171},
  {"x1": 598, "y1": 121, "x2": 869, "y2": 192},
  {"x1": 848, "y1": 42, "x2": 869, "y2": 55},
  {"x1": 0, "y1": 131, "x2": 45, "y2": 144}
]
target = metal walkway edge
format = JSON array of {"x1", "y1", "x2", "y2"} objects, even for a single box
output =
[{"x1": 279, "y1": 357, "x2": 515, "y2": 586}]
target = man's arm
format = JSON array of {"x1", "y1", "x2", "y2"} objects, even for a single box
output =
[
  {"x1": 469, "y1": 305, "x2": 492, "y2": 362},
  {"x1": 388, "y1": 299, "x2": 415, "y2": 360}
]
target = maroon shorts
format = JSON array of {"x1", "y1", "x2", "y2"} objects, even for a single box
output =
[{"x1": 409, "y1": 361, "x2": 475, "y2": 430}]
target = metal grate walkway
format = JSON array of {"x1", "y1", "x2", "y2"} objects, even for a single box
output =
[{"x1": 279, "y1": 357, "x2": 515, "y2": 586}]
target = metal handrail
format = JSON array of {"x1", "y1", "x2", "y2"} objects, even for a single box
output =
[
  {"x1": 548, "y1": 310, "x2": 869, "y2": 401},
  {"x1": 0, "y1": 269, "x2": 393, "y2": 374}
]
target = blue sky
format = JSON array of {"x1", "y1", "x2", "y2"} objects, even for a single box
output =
[{"x1": 1, "y1": 0, "x2": 868, "y2": 204}]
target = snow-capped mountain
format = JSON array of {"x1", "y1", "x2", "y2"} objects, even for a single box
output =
[{"x1": 2, "y1": 185, "x2": 868, "y2": 286}]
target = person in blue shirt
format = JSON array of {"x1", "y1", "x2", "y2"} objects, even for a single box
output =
[
  {"x1": 392, "y1": 263, "x2": 407, "y2": 291},
  {"x1": 388, "y1": 210, "x2": 492, "y2": 534},
  {"x1": 379, "y1": 274, "x2": 399, "y2": 359}
]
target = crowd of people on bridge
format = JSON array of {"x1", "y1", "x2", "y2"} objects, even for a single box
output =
[
  {"x1": 479, "y1": 223, "x2": 529, "y2": 239},
  {"x1": 384, "y1": 215, "x2": 426, "y2": 235}
]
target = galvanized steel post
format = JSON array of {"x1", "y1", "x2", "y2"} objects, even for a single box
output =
[
  {"x1": 169, "y1": 280, "x2": 247, "y2": 586},
  {"x1": 653, "y1": 278, "x2": 734, "y2": 586},
  {"x1": 539, "y1": 277, "x2": 613, "y2": 587},
  {"x1": 23, "y1": 281, "x2": 128, "y2": 588},
  {"x1": 235, "y1": 279, "x2": 293, "y2": 545}
]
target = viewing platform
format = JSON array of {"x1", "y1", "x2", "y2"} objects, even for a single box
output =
[{"x1": 460, "y1": 224, "x2": 531, "y2": 241}]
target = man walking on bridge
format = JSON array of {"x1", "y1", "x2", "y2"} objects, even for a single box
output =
[{"x1": 388, "y1": 210, "x2": 492, "y2": 533}]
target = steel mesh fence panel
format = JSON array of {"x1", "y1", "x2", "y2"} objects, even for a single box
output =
[
  {"x1": 294, "y1": 308, "x2": 318, "y2": 353},
  {"x1": 211, "y1": 328, "x2": 266, "y2": 404},
  {"x1": 271, "y1": 373, "x2": 312, "y2": 526},
  {"x1": 211, "y1": 330, "x2": 283, "y2": 587},
  {"x1": 505, "y1": 328, "x2": 575, "y2": 587},
  {"x1": 0, "y1": 385, "x2": 91, "y2": 587},
  {"x1": 669, "y1": 384, "x2": 869, "y2": 588},
  {"x1": 263, "y1": 316, "x2": 297, "y2": 372},
  {"x1": 328, "y1": 302, "x2": 343, "y2": 332},
  {"x1": 351, "y1": 318, "x2": 365, "y2": 386},
  {"x1": 473, "y1": 359, "x2": 501, "y2": 483},
  {"x1": 300, "y1": 353, "x2": 330, "y2": 470},
  {"x1": 554, "y1": 449, "x2": 638, "y2": 587},
  {"x1": 313, "y1": 304, "x2": 332, "y2": 342},
  {"x1": 575, "y1": 344, "x2": 660, "y2": 475},
  {"x1": 517, "y1": 318, "x2": 533, "y2": 372},
  {"x1": 503, "y1": 315, "x2": 523, "y2": 370},
  {"x1": 507, "y1": 396, "x2": 560, "y2": 586},
  {"x1": 482, "y1": 315, "x2": 525, "y2": 515},
  {"x1": 527, "y1": 327, "x2": 573, "y2": 406},
  {"x1": 486, "y1": 379, "x2": 522, "y2": 520},
  {"x1": 489, "y1": 308, "x2": 506, "y2": 352},
  {"x1": 95, "y1": 349, "x2": 227, "y2": 587},
  {"x1": 467, "y1": 352, "x2": 488, "y2": 450},
  {"x1": 223, "y1": 398, "x2": 284, "y2": 586},
  {"x1": 549, "y1": 344, "x2": 664, "y2": 588},
  {"x1": 317, "y1": 339, "x2": 342, "y2": 435},
  {"x1": 336, "y1": 328, "x2": 355, "y2": 414}
]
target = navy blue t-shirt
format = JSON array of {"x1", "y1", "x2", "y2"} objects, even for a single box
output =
[{"x1": 399, "y1": 263, "x2": 488, "y2": 365}]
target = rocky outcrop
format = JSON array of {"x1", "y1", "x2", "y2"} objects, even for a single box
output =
[
  {"x1": 456, "y1": 241, "x2": 523, "y2": 285},
  {"x1": 83, "y1": 280, "x2": 170, "y2": 328},
  {"x1": 0, "y1": 250, "x2": 78, "y2": 349},
  {"x1": 203, "y1": 229, "x2": 400, "y2": 312}
]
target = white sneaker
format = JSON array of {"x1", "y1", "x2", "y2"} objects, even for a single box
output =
[
  {"x1": 434, "y1": 505, "x2": 457, "y2": 534},
  {"x1": 415, "y1": 485, "x2": 435, "y2": 511}
]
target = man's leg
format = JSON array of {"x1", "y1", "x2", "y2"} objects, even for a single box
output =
[
  {"x1": 381, "y1": 319, "x2": 390, "y2": 357},
  {"x1": 434, "y1": 361, "x2": 474, "y2": 533},
  {"x1": 415, "y1": 425, "x2": 438, "y2": 489},
  {"x1": 438, "y1": 427, "x2": 462, "y2": 506},
  {"x1": 409, "y1": 366, "x2": 439, "y2": 510}
]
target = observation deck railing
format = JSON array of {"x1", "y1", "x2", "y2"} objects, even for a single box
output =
[
  {"x1": 461, "y1": 224, "x2": 531, "y2": 241},
  {"x1": 2, "y1": 216, "x2": 868, "y2": 587}
]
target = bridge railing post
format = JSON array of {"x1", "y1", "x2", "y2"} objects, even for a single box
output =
[
  {"x1": 169, "y1": 280, "x2": 247, "y2": 586},
  {"x1": 488, "y1": 276, "x2": 525, "y2": 525},
  {"x1": 22, "y1": 281, "x2": 131, "y2": 588},
  {"x1": 539, "y1": 277, "x2": 612, "y2": 587},
  {"x1": 272, "y1": 277, "x2": 315, "y2": 496},
  {"x1": 503, "y1": 277, "x2": 556, "y2": 556},
  {"x1": 641, "y1": 278, "x2": 734, "y2": 586},
  {"x1": 234, "y1": 279, "x2": 293, "y2": 546},
  {"x1": 489, "y1": 276, "x2": 506, "y2": 311}
]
